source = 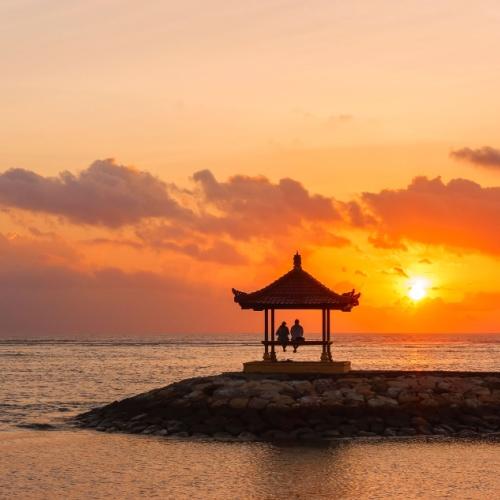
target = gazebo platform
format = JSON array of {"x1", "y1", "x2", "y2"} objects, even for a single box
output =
[{"x1": 243, "y1": 360, "x2": 351, "y2": 374}]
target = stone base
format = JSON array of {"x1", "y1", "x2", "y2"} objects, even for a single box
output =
[{"x1": 243, "y1": 360, "x2": 351, "y2": 374}]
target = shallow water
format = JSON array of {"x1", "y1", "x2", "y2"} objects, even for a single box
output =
[
  {"x1": 1, "y1": 334, "x2": 499, "y2": 499},
  {"x1": 1, "y1": 431, "x2": 499, "y2": 499}
]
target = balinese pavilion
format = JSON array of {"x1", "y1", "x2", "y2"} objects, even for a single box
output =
[{"x1": 232, "y1": 252, "x2": 360, "y2": 374}]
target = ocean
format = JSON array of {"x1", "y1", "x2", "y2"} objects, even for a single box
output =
[{"x1": 1, "y1": 333, "x2": 499, "y2": 499}]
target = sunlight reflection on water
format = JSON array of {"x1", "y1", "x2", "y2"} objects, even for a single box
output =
[{"x1": 0, "y1": 431, "x2": 499, "y2": 500}]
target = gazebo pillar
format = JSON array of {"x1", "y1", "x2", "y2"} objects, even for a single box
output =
[
  {"x1": 270, "y1": 309, "x2": 277, "y2": 361},
  {"x1": 327, "y1": 308, "x2": 333, "y2": 361},
  {"x1": 263, "y1": 309, "x2": 270, "y2": 361},
  {"x1": 321, "y1": 308, "x2": 329, "y2": 362}
]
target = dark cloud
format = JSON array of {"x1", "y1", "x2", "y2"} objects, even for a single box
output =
[
  {"x1": 363, "y1": 176, "x2": 500, "y2": 255},
  {"x1": 0, "y1": 233, "x2": 247, "y2": 336},
  {"x1": 342, "y1": 200, "x2": 375, "y2": 227},
  {"x1": 355, "y1": 270, "x2": 367, "y2": 277},
  {"x1": 450, "y1": 146, "x2": 500, "y2": 169},
  {"x1": 0, "y1": 159, "x2": 187, "y2": 227},
  {"x1": 82, "y1": 237, "x2": 145, "y2": 249},
  {"x1": 393, "y1": 267, "x2": 408, "y2": 278},
  {"x1": 147, "y1": 239, "x2": 248, "y2": 265}
]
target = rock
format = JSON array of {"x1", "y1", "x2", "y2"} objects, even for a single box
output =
[
  {"x1": 459, "y1": 414, "x2": 484, "y2": 426},
  {"x1": 369, "y1": 421, "x2": 385, "y2": 434},
  {"x1": 291, "y1": 427, "x2": 314, "y2": 439},
  {"x1": 398, "y1": 427, "x2": 417, "y2": 436},
  {"x1": 17, "y1": 423, "x2": 56, "y2": 431},
  {"x1": 298, "y1": 395, "x2": 321, "y2": 406},
  {"x1": 225, "y1": 421, "x2": 245, "y2": 436},
  {"x1": 386, "y1": 414, "x2": 410, "y2": 428},
  {"x1": 322, "y1": 429, "x2": 341, "y2": 438},
  {"x1": 142, "y1": 425, "x2": 159, "y2": 435},
  {"x1": 291, "y1": 380, "x2": 313, "y2": 395},
  {"x1": 74, "y1": 372, "x2": 500, "y2": 443},
  {"x1": 367, "y1": 396, "x2": 398, "y2": 408},
  {"x1": 229, "y1": 397, "x2": 249, "y2": 410},
  {"x1": 354, "y1": 383, "x2": 373, "y2": 396},
  {"x1": 432, "y1": 426, "x2": 449, "y2": 436},
  {"x1": 387, "y1": 387, "x2": 402, "y2": 398},
  {"x1": 343, "y1": 390, "x2": 365, "y2": 403},
  {"x1": 436, "y1": 381, "x2": 452, "y2": 392},
  {"x1": 418, "y1": 376, "x2": 439, "y2": 389},
  {"x1": 247, "y1": 397, "x2": 267, "y2": 410},
  {"x1": 213, "y1": 431, "x2": 234, "y2": 441},
  {"x1": 191, "y1": 433, "x2": 210, "y2": 439},
  {"x1": 440, "y1": 424, "x2": 456, "y2": 434},
  {"x1": 457, "y1": 429, "x2": 479, "y2": 438},
  {"x1": 465, "y1": 398, "x2": 481, "y2": 409},
  {"x1": 213, "y1": 387, "x2": 243, "y2": 399},
  {"x1": 210, "y1": 398, "x2": 229, "y2": 409},
  {"x1": 237, "y1": 431, "x2": 257, "y2": 441},
  {"x1": 398, "y1": 391, "x2": 420, "y2": 404},
  {"x1": 416, "y1": 425, "x2": 432, "y2": 435},
  {"x1": 259, "y1": 390, "x2": 282, "y2": 401},
  {"x1": 171, "y1": 431, "x2": 189, "y2": 438},
  {"x1": 411, "y1": 416, "x2": 429, "y2": 427},
  {"x1": 313, "y1": 379, "x2": 334, "y2": 394},
  {"x1": 298, "y1": 432, "x2": 322, "y2": 441},
  {"x1": 420, "y1": 397, "x2": 439, "y2": 407},
  {"x1": 339, "y1": 424, "x2": 357, "y2": 436},
  {"x1": 322, "y1": 390, "x2": 343, "y2": 400},
  {"x1": 483, "y1": 415, "x2": 500, "y2": 426},
  {"x1": 358, "y1": 430, "x2": 377, "y2": 437},
  {"x1": 472, "y1": 387, "x2": 491, "y2": 397},
  {"x1": 387, "y1": 380, "x2": 409, "y2": 389},
  {"x1": 165, "y1": 420, "x2": 185, "y2": 433},
  {"x1": 273, "y1": 395, "x2": 295, "y2": 406},
  {"x1": 271, "y1": 430, "x2": 292, "y2": 441}
]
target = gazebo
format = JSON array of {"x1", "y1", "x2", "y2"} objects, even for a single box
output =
[{"x1": 232, "y1": 252, "x2": 360, "y2": 374}]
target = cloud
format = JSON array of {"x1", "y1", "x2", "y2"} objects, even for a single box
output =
[
  {"x1": 393, "y1": 267, "x2": 408, "y2": 278},
  {"x1": 0, "y1": 162, "x2": 351, "y2": 263},
  {"x1": 450, "y1": 146, "x2": 500, "y2": 169},
  {"x1": 368, "y1": 234, "x2": 407, "y2": 251},
  {"x1": 362, "y1": 176, "x2": 500, "y2": 255},
  {"x1": 419, "y1": 258, "x2": 432, "y2": 264},
  {"x1": 0, "y1": 159, "x2": 187, "y2": 227},
  {"x1": 192, "y1": 170, "x2": 341, "y2": 240},
  {"x1": 342, "y1": 200, "x2": 375, "y2": 228},
  {"x1": 0, "y1": 233, "x2": 248, "y2": 336},
  {"x1": 355, "y1": 269, "x2": 367, "y2": 277}
]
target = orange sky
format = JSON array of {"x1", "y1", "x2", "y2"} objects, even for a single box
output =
[{"x1": 0, "y1": 1, "x2": 498, "y2": 336}]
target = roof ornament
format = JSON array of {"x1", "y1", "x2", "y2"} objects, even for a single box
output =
[{"x1": 293, "y1": 251, "x2": 302, "y2": 269}]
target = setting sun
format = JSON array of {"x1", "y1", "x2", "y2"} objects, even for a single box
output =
[{"x1": 408, "y1": 278, "x2": 428, "y2": 302}]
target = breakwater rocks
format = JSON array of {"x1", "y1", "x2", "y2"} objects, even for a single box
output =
[{"x1": 75, "y1": 372, "x2": 500, "y2": 442}]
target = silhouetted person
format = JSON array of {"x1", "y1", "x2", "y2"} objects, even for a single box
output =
[
  {"x1": 290, "y1": 319, "x2": 305, "y2": 352},
  {"x1": 276, "y1": 321, "x2": 289, "y2": 352}
]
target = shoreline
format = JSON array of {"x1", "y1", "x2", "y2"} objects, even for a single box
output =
[{"x1": 75, "y1": 370, "x2": 500, "y2": 442}]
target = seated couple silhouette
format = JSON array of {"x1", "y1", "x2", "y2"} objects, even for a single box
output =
[{"x1": 275, "y1": 319, "x2": 305, "y2": 353}]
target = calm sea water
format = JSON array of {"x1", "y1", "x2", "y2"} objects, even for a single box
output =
[{"x1": 1, "y1": 333, "x2": 499, "y2": 499}]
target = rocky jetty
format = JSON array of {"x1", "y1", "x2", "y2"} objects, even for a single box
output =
[{"x1": 75, "y1": 372, "x2": 500, "y2": 441}]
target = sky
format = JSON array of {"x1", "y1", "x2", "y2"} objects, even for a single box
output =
[{"x1": 0, "y1": 0, "x2": 499, "y2": 336}]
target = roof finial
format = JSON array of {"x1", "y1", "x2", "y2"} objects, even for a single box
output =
[{"x1": 293, "y1": 251, "x2": 302, "y2": 269}]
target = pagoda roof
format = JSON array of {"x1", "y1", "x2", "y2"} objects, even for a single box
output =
[{"x1": 232, "y1": 253, "x2": 361, "y2": 311}]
